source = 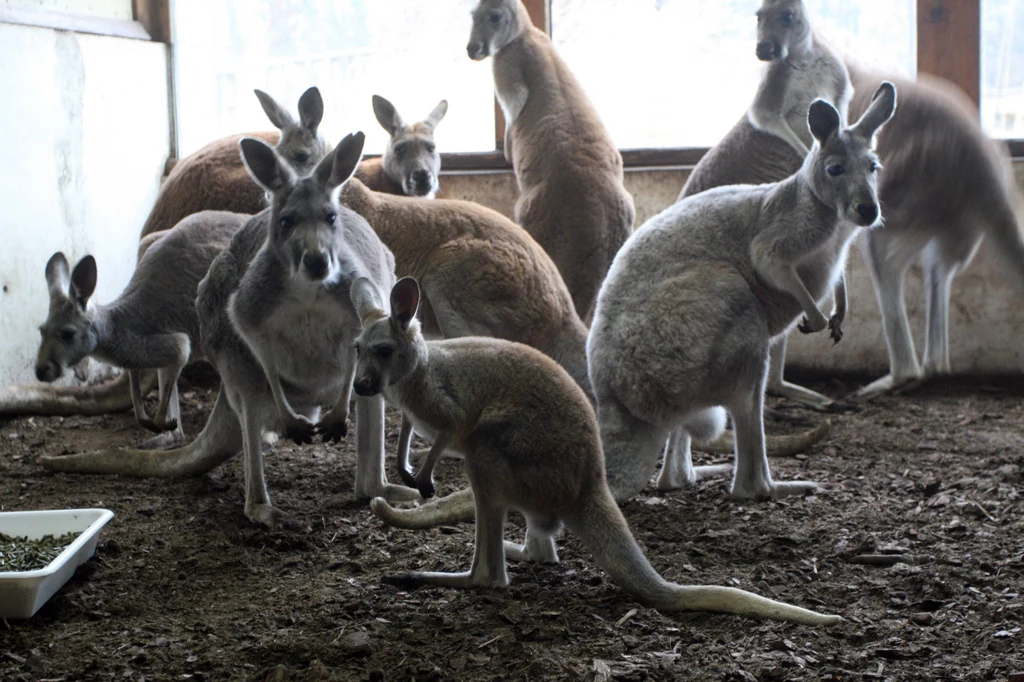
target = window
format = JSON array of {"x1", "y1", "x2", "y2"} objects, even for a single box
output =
[
  {"x1": 550, "y1": 0, "x2": 915, "y2": 149},
  {"x1": 3, "y1": 0, "x2": 132, "y2": 20},
  {"x1": 173, "y1": 0, "x2": 495, "y2": 157},
  {"x1": 983, "y1": 0, "x2": 1024, "y2": 137}
]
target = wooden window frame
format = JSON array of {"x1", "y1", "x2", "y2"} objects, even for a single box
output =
[{"x1": 0, "y1": 1, "x2": 170, "y2": 42}]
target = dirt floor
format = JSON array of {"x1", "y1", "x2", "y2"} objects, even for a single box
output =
[{"x1": 0, "y1": 374, "x2": 1022, "y2": 682}]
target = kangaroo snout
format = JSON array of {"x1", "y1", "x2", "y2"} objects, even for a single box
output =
[
  {"x1": 302, "y1": 252, "x2": 329, "y2": 280},
  {"x1": 353, "y1": 377, "x2": 379, "y2": 397},
  {"x1": 856, "y1": 202, "x2": 880, "y2": 226},
  {"x1": 756, "y1": 40, "x2": 779, "y2": 61},
  {"x1": 409, "y1": 170, "x2": 434, "y2": 196},
  {"x1": 35, "y1": 361, "x2": 62, "y2": 383},
  {"x1": 467, "y1": 42, "x2": 486, "y2": 60}
]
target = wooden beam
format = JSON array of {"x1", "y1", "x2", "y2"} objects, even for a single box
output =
[
  {"x1": 917, "y1": 0, "x2": 980, "y2": 107},
  {"x1": 495, "y1": 0, "x2": 551, "y2": 151},
  {"x1": 0, "y1": 5, "x2": 151, "y2": 40},
  {"x1": 133, "y1": 0, "x2": 172, "y2": 44}
]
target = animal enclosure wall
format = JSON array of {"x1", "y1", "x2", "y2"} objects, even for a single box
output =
[
  {"x1": 442, "y1": 162, "x2": 1024, "y2": 378},
  {"x1": 0, "y1": 23, "x2": 170, "y2": 386}
]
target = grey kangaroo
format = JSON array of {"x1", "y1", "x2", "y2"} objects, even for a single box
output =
[
  {"x1": 41, "y1": 133, "x2": 419, "y2": 528},
  {"x1": 588, "y1": 84, "x2": 897, "y2": 501},
  {"x1": 353, "y1": 95, "x2": 448, "y2": 198},
  {"x1": 351, "y1": 276, "x2": 839, "y2": 626},
  {"x1": 26, "y1": 212, "x2": 246, "y2": 449}
]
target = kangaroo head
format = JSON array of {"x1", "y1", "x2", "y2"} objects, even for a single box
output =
[
  {"x1": 36, "y1": 252, "x2": 100, "y2": 382},
  {"x1": 254, "y1": 86, "x2": 330, "y2": 177},
  {"x1": 372, "y1": 95, "x2": 447, "y2": 198},
  {"x1": 467, "y1": 0, "x2": 531, "y2": 60},
  {"x1": 803, "y1": 82, "x2": 897, "y2": 228},
  {"x1": 240, "y1": 131, "x2": 365, "y2": 283},
  {"x1": 756, "y1": 0, "x2": 812, "y2": 61},
  {"x1": 350, "y1": 277, "x2": 426, "y2": 398}
]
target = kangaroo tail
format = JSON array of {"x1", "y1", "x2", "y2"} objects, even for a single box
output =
[
  {"x1": 38, "y1": 389, "x2": 241, "y2": 477},
  {"x1": 986, "y1": 174, "x2": 1024, "y2": 292},
  {"x1": 0, "y1": 372, "x2": 149, "y2": 417},
  {"x1": 369, "y1": 488, "x2": 476, "y2": 529},
  {"x1": 700, "y1": 420, "x2": 830, "y2": 456},
  {"x1": 564, "y1": 483, "x2": 841, "y2": 626}
]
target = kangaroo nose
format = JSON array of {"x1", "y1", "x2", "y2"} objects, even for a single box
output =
[
  {"x1": 353, "y1": 378, "x2": 377, "y2": 397},
  {"x1": 467, "y1": 42, "x2": 483, "y2": 60},
  {"x1": 36, "y1": 363, "x2": 59, "y2": 382},
  {"x1": 410, "y1": 170, "x2": 432, "y2": 193},
  {"x1": 857, "y1": 202, "x2": 879, "y2": 225},
  {"x1": 302, "y1": 252, "x2": 329, "y2": 280},
  {"x1": 756, "y1": 40, "x2": 778, "y2": 61}
]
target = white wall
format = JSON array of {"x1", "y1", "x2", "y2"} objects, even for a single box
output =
[{"x1": 0, "y1": 23, "x2": 170, "y2": 386}]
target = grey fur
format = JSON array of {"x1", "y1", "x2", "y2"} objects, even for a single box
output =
[
  {"x1": 40, "y1": 133, "x2": 418, "y2": 528},
  {"x1": 31, "y1": 211, "x2": 246, "y2": 448},
  {"x1": 589, "y1": 84, "x2": 896, "y2": 503},
  {"x1": 365, "y1": 95, "x2": 447, "y2": 198}
]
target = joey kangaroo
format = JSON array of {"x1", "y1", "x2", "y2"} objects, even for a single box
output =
[
  {"x1": 679, "y1": 0, "x2": 852, "y2": 412},
  {"x1": 588, "y1": 84, "x2": 897, "y2": 502},
  {"x1": 354, "y1": 95, "x2": 448, "y2": 198},
  {"x1": 352, "y1": 277, "x2": 839, "y2": 627},
  {"x1": 846, "y1": 67, "x2": 1024, "y2": 399},
  {"x1": 40, "y1": 133, "x2": 419, "y2": 528},
  {"x1": 138, "y1": 87, "x2": 328, "y2": 239},
  {"x1": 10, "y1": 212, "x2": 247, "y2": 448},
  {"x1": 467, "y1": 0, "x2": 635, "y2": 322}
]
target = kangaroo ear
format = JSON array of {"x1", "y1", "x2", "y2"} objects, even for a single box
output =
[
  {"x1": 297, "y1": 86, "x2": 324, "y2": 133},
  {"x1": 316, "y1": 131, "x2": 366, "y2": 189},
  {"x1": 372, "y1": 95, "x2": 403, "y2": 136},
  {"x1": 240, "y1": 137, "x2": 295, "y2": 192},
  {"x1": 254, "y1": 89, "x2": 297, "y2": 130},
  {"x1": 45, "y1": 252, "x2": 71, "y2": 301},
  {"x1": 390, "y1": 277, "x2": 421, "y2": 330},
  {"x1": 350, "y1": 277, "x2": 387, "y2": 326},
  {"x1": 70, "y1": 256, "x2": 97, "y2": 309},
  {"x1": 851, "y1": 81, "x2": 897, "y2": 141},
  {"x1": 424, "y1": 99, "x2": 449, "y2": 130},
  {"x1": 807, "y1": 99, "x2": 841, "y2": 145}
]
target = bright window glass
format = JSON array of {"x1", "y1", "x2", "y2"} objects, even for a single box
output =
[
  {"x1": 173, "y1": 0, "x2": 494, "y2": 157},
  {"x1": 983, "y1": 0, "x2": 1024, "y2": 138},
  {"x1": 551, "y1": 0, "x2": 916, "y2": 149},
  {"x1": 2, "y1": 0, "x2": 132, "y2": 19}
]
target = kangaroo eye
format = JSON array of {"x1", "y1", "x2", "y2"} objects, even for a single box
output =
[
  {"x1": 292, "y1": 152, "x2": 310, "y2": 165},
  {"x1": 279, "y1": 216, "x2": 294, "y2": 232},
  {"x1": 324, "y1": 212, "x2": 337, "y2": 224},
  {"x1": 393, "y1": 145, "x2": 406, "y2": 159},
  {"x1": 425, "y1": 143, "x2": 436, "y2": 153},
  {"x1": 826, "y1": 164, "x2": 845, "y2": 177},
  {"x1": 780, "y1": 11, "x2": 794, "y2": 26},
  {"x1": 869, "y1": 161, "x2": 880, "y2": 173},
  {"x1": 59, "y1": 329, "x2": 76, "y2": 343},
  {"x1": 489, "y1": 12, "x2": 502, "y2": 23},
  {"x1": 375, "y1": 346, "x2": 393, "y2": 359}
]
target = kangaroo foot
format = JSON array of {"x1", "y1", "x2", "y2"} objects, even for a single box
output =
[
  {"x1": 245, "y1": 502, "x2": 300, "y2": 531},
  {"x1": 656, "y1": 462, "x2": 732, "y2": 491},
  {"x1": 138, "y1": 429, "x2": 185, "y2": 451},
  {"x1": 731, "y1": 478, "x2": 820, "y2": 500},
  {"x1": 854, "y1": 373, "x2": 922, "y2": 401}
]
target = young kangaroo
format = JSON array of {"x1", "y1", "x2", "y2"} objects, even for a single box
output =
[
  {"x1": 353, "y1": 95, "x2": 448, "y2": 198},
  {"x1": 138, "y1": 87, "x2": 328, "y2": 239},
  {"x1": 40, "y1": 133, "x2": 419, "y2": 528},
  {"x1": 467, "y1": 0, "x2": 635, "y2": 322},
  {"x1": 588, "y1": 84, "x2": 897, "y2": 502},
  {"x1": 847, "y1": 67, "x2": 1024, "y2": 399},
  {"x1": 23, "y1": 211, "x2": 247, "y2": 449},
  {"x1": 679, "y1": 0, "x2": 852, "y2": 412},
  {"x1": 352, "y1": 277, "x2": 839, "y2": 627}
]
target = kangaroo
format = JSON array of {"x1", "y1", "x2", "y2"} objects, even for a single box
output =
[
  {"x1": 467, "y1": 0, "x2": 635, "y2": 322},
  {"x1": 351, "y1": 276, "x2": 839, "y2": 626},
  {"x1": 40, "y1": 133, "x2": 419, "y2": 528},
  {"x1": 20, "y1": 212, "x2": 247, "y2": 449},
  {"x1": 678, "y1": 0, "x2": 852, "y2": 413},
  {"x1": 847, "y1": 67, "x2": 1024, "y2": 399},
  {"x1": 353, "y1": 95, "x2": 447, "y2": 199},
  {"x1": 587, "y1": 84, "x2": 896, "y2": 502},
  {"x1": 138, "y1": 87, "x2": 328, "y2": 240}
]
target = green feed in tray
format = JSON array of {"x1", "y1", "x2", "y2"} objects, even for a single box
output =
[{"x1": 0, "y1": 532, "x2": 80, "y2": 572}]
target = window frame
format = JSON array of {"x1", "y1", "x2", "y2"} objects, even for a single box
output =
[{"x1": 0, "y1": 1, "x2": 170, "y2": 42}]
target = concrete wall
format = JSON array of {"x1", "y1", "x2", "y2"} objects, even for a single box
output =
[
  {"x1": 442, "y1": 162, "x2": 1024, "y2": 379},
  {"x1": 0, "y1": 23, "x2": 170, "y2": 386}
]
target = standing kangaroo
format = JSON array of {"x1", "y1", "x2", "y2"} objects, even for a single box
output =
[
  {"x1": 588, "y1": 84, "x2": 896, "y2": 502},
  {"x1": 9, "y1": 212, "x2": 247, "y2": 448},
  {"x1": 139, "y1": 87, "x2": 328, "y2": 240},
  {"x1": 354, "y1": 95, "x2": 448, "y2": 199},
  {"x1": 467, "y1": 0, "x2": 635, "y2": 322},
  {"x1": 679, "y1": 0, "x2": 852, "y2": 412},
  {"x1": 41, "y1": 133, "x2": 418, "y2": 528},
  {"x1": 352, "y1": 277, "x2": 839, "y2": 626},
  {"x1": 847, "y1": 67, "x2": 1024, "y2": 398}
]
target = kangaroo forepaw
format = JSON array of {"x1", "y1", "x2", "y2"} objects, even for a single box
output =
[
  {"x1": 136, "y1": 416, "x2": 164, "y2": 434},
  {"x1": 416, "y1": 476, "x2": 436, "y2": 500},
  {"x1": 316, "y1": 415, "x2": 348, "y2": 444},
  {"x1": 283, "y1": 415, "x2": 317, "y2": 445},
  {"x1": 797, "y1": 315, "x2": 827, "y2": 334},
  {"x1": 828, "y1": 316, "x2": 843, "y2": 345},
  {"x1": 397, "y1": 466, "x2": 418, "y2": 489}
]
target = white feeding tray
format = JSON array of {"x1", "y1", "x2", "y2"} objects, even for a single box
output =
[{"x1": 0, "y1": 508, "x2": 114, "y2": 618}]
